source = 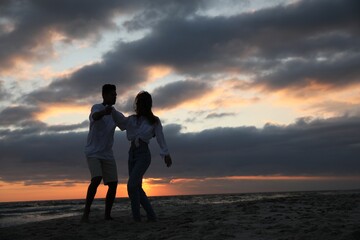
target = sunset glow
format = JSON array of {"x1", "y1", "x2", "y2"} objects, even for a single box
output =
[
  {"x1": 35, "y1": 104, "x2": 89, "y2": 125},
  {"x1": 1, "y1": 175, "x2": 359, "y2": 202}
]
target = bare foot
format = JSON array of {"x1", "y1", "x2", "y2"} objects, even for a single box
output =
[
  {"x1": 105, "y1": 216, "x2": 114, "y2": 221},
  {"x1": 81, "y1": 213, "x2": 89, "y2": 223}
]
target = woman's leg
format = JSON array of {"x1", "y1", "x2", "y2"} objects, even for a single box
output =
[
  {"x1": 127, "y1": 146, "x2": 152, "y2": 221},
  {"x1": 140, "y1": 188, "x2": 156, "y2": 221}
]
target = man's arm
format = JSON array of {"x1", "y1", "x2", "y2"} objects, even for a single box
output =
[{"x1": 92, "y1": 105, "x2": 112, "y2": 121}]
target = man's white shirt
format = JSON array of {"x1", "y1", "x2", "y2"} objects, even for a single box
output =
[{"x1": 84, "y1": 104, "x2": 116, "y2": 160}]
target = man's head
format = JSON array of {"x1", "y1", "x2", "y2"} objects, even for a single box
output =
[{"x1": 102, "y1": 84, "x2": 117, "y2": 106}]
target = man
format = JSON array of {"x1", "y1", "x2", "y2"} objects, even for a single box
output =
[{"x1": 82, "y1": 84, "x2": 118, "y2": 222}]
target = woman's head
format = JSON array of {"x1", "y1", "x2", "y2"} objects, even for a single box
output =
[
  {"x1": 135, "y1": 91, "x2": 152, "y2": 115},
  {"x1": 134, "y1": 91, "x2": 158, "y2": 124}
]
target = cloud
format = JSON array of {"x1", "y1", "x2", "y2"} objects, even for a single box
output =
[
  {"x1": 0, "y1": 0, "x2": 146, "y2": 72},
  {"x1": 205, "y1": 112, "x2": 236, "y2": 119},
  {"x1": 309, "y1": 100, "x2": 360, "y2": 117},
  {"x1": 21, "y1": 0, "x2": 360, "y2": 107},
  {"x1": 123, "y1": 0, "x2": 202, "y2": 31},
  {"x1": 150, "y1": 115, "x2": 360, "y2": 178},
  {"x1": 115, "y1": 80, "x2": 212, "y2": 112},
  {"x1": 0, "y1": 132, "x2": 89, "y2": 183},
  {"x1": 0, "y1": 80, "x2": 10, "y2": 101},
  {"x1": 120, "y1": 0, "x2": 359, "y2": 76},
  {"x1": 24, "y1": 59, "x2": 147, "y2": 104},
  {"x1": 257, "y1": 53, "x2": 360, "y2": 90},
  {"x1": 152, "y1": 80, "x2": 211, "y2": 109},
  {"x1": 0, "y1": 0, "x2": 204, "y2": 73},
  {"x1": 0, "y1": 106, "x2": 37, "y2": 126},
  {"x1": 0, "y1": 105, "x2": 89, "y2": 141},
  {"x1": 47, "y1": 120, "x2": 88, "y2": 132},
  {"x1": 0, "y1": 115, "x2": 359, "y2": 184}
]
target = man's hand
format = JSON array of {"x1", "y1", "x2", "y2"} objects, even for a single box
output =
[
  {"x1": 164, "y1": 155, "x2": 172, "y2": 167},
  {"x1": 103, "y1": 105, "x2": 113, "y2": 115},
  {"x1": 92, "y1": 106, "x2": 113, "y2": 121}
]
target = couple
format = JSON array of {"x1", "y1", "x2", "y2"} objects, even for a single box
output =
[{"x1": 82, "y1": 84, "x2": 172, "y2": 223}]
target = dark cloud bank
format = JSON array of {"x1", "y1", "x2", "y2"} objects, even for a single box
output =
[
  {"x1": 7, "y1": 0, "x2": 357, "y2": 106},
  {"x1": 0, "y1": 116, "x2": 359, "y2": 184}
]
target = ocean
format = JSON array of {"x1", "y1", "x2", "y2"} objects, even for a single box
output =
[{"x1": 0, "y1": 190, "x2": 353, "y2": 228}]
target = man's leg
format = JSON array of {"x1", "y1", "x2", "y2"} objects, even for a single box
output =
[
  {"x1": 101, "y1": 157, "x2": 118, "y2": 220},
  {"x1": 105, "y1": 181, "x2": 118, "y2": 220},
  {"x1": 82, "y1": 176, "x2": 102, "y2": 222}
]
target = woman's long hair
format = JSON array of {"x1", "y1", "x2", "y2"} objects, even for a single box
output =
[{"x1": 134, "y1": 91, "x2": 158, "y2": 125}]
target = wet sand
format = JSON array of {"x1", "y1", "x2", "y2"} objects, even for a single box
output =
[{"x1": 1, "y1": 191, "x2": 359, "y2": 240}]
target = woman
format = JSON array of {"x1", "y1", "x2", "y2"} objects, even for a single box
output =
[{"x1": 112, "y1": 91, "x2": 172, "y2": 222}]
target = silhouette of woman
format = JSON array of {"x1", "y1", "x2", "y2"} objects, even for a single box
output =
[{"x1": 112, "y1": 91, "x2": 172, "y2": 222}]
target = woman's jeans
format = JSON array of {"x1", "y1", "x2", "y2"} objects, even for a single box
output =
[{"x1": 128, "y1": 141, "x2": 156, "y2": 221}]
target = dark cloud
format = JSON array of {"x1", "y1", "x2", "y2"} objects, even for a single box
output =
[
  {"x1": 152, "y1": 80, "x2": 211, "y2": 109},
  {"x1": 0, "y1": 105, "x2": 89, "y2": 141},
  {"x1": 123, "y1": 0, "x2": 202, "y2": 31},
  {"x1": 110, "y1": 0, "x2": 359, "y2": 76},
  {"x1": 0, "y1": 116, "x2": 359, "y2": 184},
  {"x1": 258, "y1": 53, "x2": 360, "y2": 90},
  {"x1": 138, "y1": 0, "x2": 360, "y2": 88},
  {"x1": 0, "y1": 120, "x2": 89, "y2": 141},
  {"x1": 149, "y1": 115, "x2": 360, "y2": 179},
  {"x1": 114, "y1": 80, "x2": 212, "y2": 113},
  {"x1": 0, "y1": 0, "x2": 125, "y2": 70},
  {"x1": 0, "y1": 132, "x2": 90, "y2": 183},
  {"x1": 205, "y1": 112, "x2": 236, "y2": 119},
  {"x1": 0, "y1": 0, "x2": 203, "y2": 72},
  {"x1": 47, "y1": 120, "x2": 88, "y2": 132},
  {"x1": 24, "y1": 59, "x2": 147, "y2": 104},
  {"x1": 22, "y1": 0, "x2": 360, "y2": 106},
  {"x1": 0, "y1": 81, "x2": 10, "y2": 101},
  {"x1": 0, "y1": 106, "x2": 37, "y2": 126}
]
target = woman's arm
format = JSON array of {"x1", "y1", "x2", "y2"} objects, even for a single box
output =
[
  {"x1": 154, "y1": 119, "x2": 172, "y2": 167},
  {"x1": 111, "y1": 108, "x2": 128, "y2": 130}
]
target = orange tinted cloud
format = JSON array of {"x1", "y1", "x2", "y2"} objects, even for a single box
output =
[
  {"x1": 172, "y1": 86, "x2": 239, "y2": 111},
  {"x1": 35, "y1": 104, "x2": 89, "y2": 124},
  {"x1": 262, "y1": 81, "x2": 360, "y2": 119},
  {"x1": 146, "y1": 65, "x2": 173, "y2": 82}
]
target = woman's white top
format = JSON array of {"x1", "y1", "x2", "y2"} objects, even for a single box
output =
[{"x1": 111, "y1": 109, "x2": 170, "y2": 157}]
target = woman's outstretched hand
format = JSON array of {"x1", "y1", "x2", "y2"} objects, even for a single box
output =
[{"x1": 164, "y1": 155, "x2": 172, "y2": 167}]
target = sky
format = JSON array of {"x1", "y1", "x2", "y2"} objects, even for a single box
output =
[{"x1": 0, "y1": 0, "x2": 359, "y2": 202}]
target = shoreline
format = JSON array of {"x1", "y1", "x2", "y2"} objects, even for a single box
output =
[
  {"x1": 1, "y1": 191, "x2": 359, "y2": 240},
  {"x1": 1, "y1": 188, "x2": 359, "y2": 204}
]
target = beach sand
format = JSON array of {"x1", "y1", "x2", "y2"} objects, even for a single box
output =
[{"x1": 1, "y1": 191, "x2": 359, "y2": 240}]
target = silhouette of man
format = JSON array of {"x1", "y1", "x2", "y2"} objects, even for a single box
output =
[{"x1": 82, "y1": 84, "x2": 118, "y2": 222}]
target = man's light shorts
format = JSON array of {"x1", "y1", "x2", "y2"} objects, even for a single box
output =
[{"x1": 86, "y1": 157, "x2": 118, "y2": 185}]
